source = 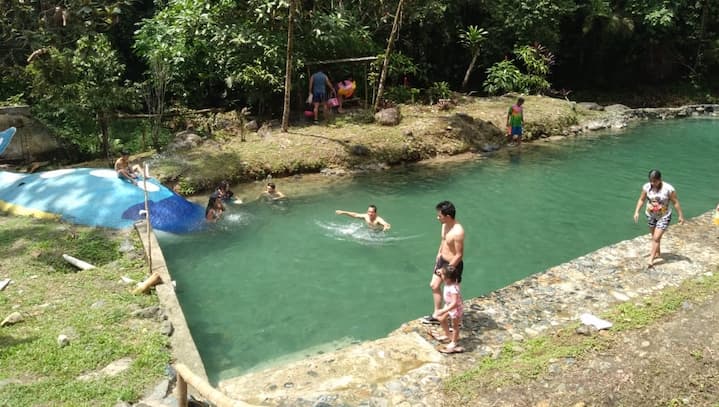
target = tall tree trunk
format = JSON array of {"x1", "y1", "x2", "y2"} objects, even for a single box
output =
[
  {"x1": 373, "y1": 0, "x2": 404, "y2": 112},
  {"x1": 281, "y1": 0, "x2": 295, "y2": 132},
  {"x1": 694, "y1": 0, "x2": 709, "y2": 73},
  {"x1": 98, "y1": 112, "x2": 111, "y2": 165},
  {"x1": 145, "y1": 55, "x2": 168, "y2": 150},
  {"x1": 461, "y1": 51, "x2": 479, "y2": 91}
]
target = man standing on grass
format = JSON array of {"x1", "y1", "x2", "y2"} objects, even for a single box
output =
[
  {"x1": 308, "y1": 67, "x2": 335, "y2": 124},
  {"x1": 422, "y1": 200, "x2": 465, "y2": 325}
]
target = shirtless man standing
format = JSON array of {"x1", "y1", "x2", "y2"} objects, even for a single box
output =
[
  {"x1": 422, "y1": 200, "x2": 465, "y2": 325},
  {"x1": 335, "y1": 205, "x2": 391, "y2": 231}
]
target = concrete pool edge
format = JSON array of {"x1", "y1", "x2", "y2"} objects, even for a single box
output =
[
  {"x1": 217, "y1": 211, "x2": 719, "y2": 406},
  {"x1": 133, "y1": 221, "x2": 208, "y2": 382}
]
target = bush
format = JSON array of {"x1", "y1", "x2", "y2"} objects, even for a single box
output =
[
  {"x1": 426, "y1": 81, "x2": 452, "y2": 104},
  {"x1": 483, "y1": 61, "x2": 523, "y2": 95},
  {"x1": 384, "y1": 86, "x2": 421, "y2": 104},
  {"x1": 483, "y1": 44, "x2": 555, "y2": 95},
  {"x1": 176, "y1": 178, "x2": 196, "y2": 195},
  {"x1": 0, "y1": 66, "x2": 29, "y2": 103}
]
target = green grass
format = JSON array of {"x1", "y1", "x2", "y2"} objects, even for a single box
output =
[
  {"x1": 605, "y1": 271, "x2": 719, "y2": 331},
  {"x1": 446, "y1": 328, "x2": 605, "y2": 396},
  {"x1": 149, "y1": 95, "x2": 591, "y2": 193},
  {"x1": 0, "y1": 214, "x2": 171, "y2": 406},
  {"x1": 444, "y1": 269, "x2": 719, "y2": 399}
]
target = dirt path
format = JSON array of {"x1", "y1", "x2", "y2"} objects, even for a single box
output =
[{"x1": 460, "y1": 289, "x2": 719, "y2": 407}]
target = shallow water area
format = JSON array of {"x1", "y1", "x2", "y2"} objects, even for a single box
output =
[{"x1": 158, "y1": 118, "x2": 719, "y2": 383}]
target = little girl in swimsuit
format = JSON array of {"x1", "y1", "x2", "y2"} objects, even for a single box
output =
[
  {"x1": 205, "y1": 197, "x2": 224, "y2": 223},
  {"x1": 431, "y1": 265, "x2": 464, "y2": 353}
]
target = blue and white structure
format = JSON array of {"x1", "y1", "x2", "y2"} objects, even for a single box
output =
[
  {"x1": 0, "y1": 168, "x2": 205, "y2": 233},
  {"x1": 0, "y1": 127, "x2": 16, "y2": 155}
]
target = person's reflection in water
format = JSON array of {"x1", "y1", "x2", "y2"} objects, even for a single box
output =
[{"x1": 508, "y1": 149, "x2": 521, "y2": 166}]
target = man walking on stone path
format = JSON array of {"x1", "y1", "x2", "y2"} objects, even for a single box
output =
[{"x1": 422, "y1": 201, "x2": 465, "y2": 325}]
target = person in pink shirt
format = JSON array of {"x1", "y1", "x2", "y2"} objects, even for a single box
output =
[{"x1": 430, "y1": 264, "x2": 464, "y2": 354}]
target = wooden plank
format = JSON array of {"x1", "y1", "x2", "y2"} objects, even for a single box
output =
[
  {"x1": 114, "y1": 108, "x2": 225, "y2": 120},
  {"x1": 62, "y1": 254, "x2": 96, "y2": 270},
  {"x1": 306, "y1": 56, "x2": 377, "y2": 66}
]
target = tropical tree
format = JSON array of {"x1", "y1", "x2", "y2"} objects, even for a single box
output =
[
  {"x1": 26, "y1": 35, "x2": 131, "y2": 158},
  {"x1": 1, "y1": 0, "x2": 139, "y2": 98},
  {"x1": 72, "y1": 35, "x2": 131, "y2": 161},
  {"x1": 459, "y1": 25, "x2": 489, "y2": 91}
]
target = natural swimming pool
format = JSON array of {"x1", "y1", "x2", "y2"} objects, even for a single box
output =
[{"x1": 157, "y1": 118, "x2": 719, "y2": 383}]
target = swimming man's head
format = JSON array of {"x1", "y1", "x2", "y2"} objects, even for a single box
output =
[{"x1": 367, "y1": 205, "x2": 378, "y2": 221}]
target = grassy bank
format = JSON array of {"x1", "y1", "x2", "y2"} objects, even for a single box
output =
[
  {"x1": 443, "y1": 268, "x2": 719, "y2": 405},
  {"x1": 0, "y1": 214, "x2": 170, "y2": 406},
  {"x1": 148, "y1": 94, "x2": 602, "y2": 194}
]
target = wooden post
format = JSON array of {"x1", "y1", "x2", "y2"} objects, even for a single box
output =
[
  {"x1": 281, "y1": 0, "x2": 295, "y2": 132},
  {"x1": 373, "y1": 0, "x2": 405, "y2": 112},
  {"x1": 141, "y1": 124, "x2": 147, "y2": 151},
  {"x1": 177, "y1": 373, "x2": 188, "y2": 407},
  {"x1": 364, "y1": 62, "x2": 369, "y2": 108},
  {"x1": 143, "y1": 163, "x2": 152, "y2": 274},
  {"x1": 173, "y1": 363, "x2": 257, "y2": 407},
  {"x1": 132, "y1": 272, "x2": 162, "y2": 295}
]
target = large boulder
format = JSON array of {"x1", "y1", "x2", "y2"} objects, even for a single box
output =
[
  {"x1": 244, "y1": 120, "x2": 259, "y2": 132},
  {"x1": 374, "y1": 107, "x2": 401, "y2": 126},
  {"x1": 577, "y1": 102, "x2": 604, "y2": 111},
  {"x1": 257, "y1": 123, "x2": 273, "y2": 139},
  {"x1": 0, "y1": 106, "x2": 60, "y2": 162},
  {"x1": 604, "y1": 104, "x2": 631, "y2": 113},
  {"x1": 166, "y1": 130, "x2": 203, "y2": 151}
]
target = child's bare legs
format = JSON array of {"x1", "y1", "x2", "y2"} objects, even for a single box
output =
[
  {"x1": 436, "y1": 313, "x2": 451, "y2": 339},
  {"x1": 449, "y1": 316, "x2": 460, "y2": 346}
]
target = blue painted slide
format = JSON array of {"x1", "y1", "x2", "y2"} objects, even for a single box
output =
[
  {"x1": 0, "y1": 168, "x2": 205, "y2": 233},
  {"x1": 0, "y1": 127, "x2": 16, "y2": 155}
]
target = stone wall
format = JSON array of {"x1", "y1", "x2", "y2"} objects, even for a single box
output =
[{"x1": 0, "y1": 105, "x2": 60, "y2": 162}]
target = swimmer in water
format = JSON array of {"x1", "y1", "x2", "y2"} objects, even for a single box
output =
[
  {"x1": 259, "y1": 182, "x2": 286, "y2": 202},
  {"x1": 335, "y1": 205, "x2": 391, "y2": 231}
]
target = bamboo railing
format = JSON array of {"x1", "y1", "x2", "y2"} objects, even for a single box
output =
[{"x1": 174, "y1": 363, "x2": 264, "y2": 407}]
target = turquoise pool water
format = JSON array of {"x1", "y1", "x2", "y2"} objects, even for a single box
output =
[{"x1": 157, "y1": 118, "x2": 719, "y2": 383}]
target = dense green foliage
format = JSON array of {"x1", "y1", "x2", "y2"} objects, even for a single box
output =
[{"x1": 2, "y1": 0, "x2": 718, "y2": 157}]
